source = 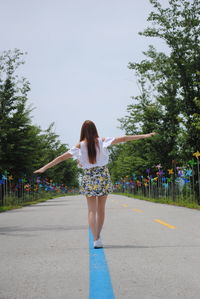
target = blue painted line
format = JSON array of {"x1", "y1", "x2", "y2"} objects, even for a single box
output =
[{"x1": 89, "y1": 229, "x2": 115, "y2": 299}]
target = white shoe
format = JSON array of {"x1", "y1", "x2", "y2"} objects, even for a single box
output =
[{"x1": 94, "y1": 237, "x2": 103, "y2": 248}]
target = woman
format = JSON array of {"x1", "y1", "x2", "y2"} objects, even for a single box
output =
[{"x1": 34, "y1": 120, "x2": 156, "y2": 248}]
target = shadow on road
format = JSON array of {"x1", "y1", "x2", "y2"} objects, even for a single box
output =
[{"x1": 0, "y1": 224, "x2": 88, "y2": 236}]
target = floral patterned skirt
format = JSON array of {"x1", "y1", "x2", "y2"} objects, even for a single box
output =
[{"x1": 80, "y1": 165, "x2": 113, "y2": 197}]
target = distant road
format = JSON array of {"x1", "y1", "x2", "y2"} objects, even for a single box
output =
[{"x1": 0, "y1": 194, "x2": 200, "y2": 299}]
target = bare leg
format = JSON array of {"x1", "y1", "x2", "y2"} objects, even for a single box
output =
[
  {"x1": 86, "y1": 196, "x2": 98, "y2": 241},
  {"x1": 96, "y1": 195, "x2": 107, "y2": 239}
]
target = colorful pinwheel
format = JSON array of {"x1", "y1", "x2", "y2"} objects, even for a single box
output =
[
  {"x1": 168, "y1": 169, "x2": 174, "y2": 175},
  {"x1": 178, "y1": 170, "x2": 184, "y2": 177},
  {"x1": 155, "y1": 164, "x2": 162, "y2": 169},
  {"x1": 157, "y1": 170, "x2": 164, "y2": 176},
  {"x1": 193, "y1": 151, "x2": 200, "y2": 159},
  {"x1": 188, "y1": 159, "x2": 197, "y2": 166},
  {"x1": 181, "y1": 178, "x2": 190, "y2": 183},
  {"x1": 185, "y1": 169, "x2": 192, "y2": 177}
]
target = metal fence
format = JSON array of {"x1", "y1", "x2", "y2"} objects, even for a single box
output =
[
  {"x1": 1, "y1": 153, "x2": 200, "y2": 206},
  {"x1": 112, "y1": 154, "x2": 200, "y2": 205},
  {"x1": 113, "y1": 179, "x2": 198, "y2": 203}
]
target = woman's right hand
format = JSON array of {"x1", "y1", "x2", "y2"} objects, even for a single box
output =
[{"x1": 33, "y1": 167, "x2": 46, "y2": 174}]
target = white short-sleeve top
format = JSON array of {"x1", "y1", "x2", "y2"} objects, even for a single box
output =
[{"x1": 68, "y1": 137, "x2": 114, "y2": 169}]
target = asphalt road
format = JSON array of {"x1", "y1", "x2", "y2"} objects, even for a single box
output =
[{"x1": 0, "y1": 194, "x2": 200, "y2": 299}]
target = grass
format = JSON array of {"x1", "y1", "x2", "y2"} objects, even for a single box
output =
[
  {"x1": 114, "y1": 192, "x2": 200, "y2": 210},
  {"x1": 0, "y1": 192, "x2": 78, "y2": 213}
]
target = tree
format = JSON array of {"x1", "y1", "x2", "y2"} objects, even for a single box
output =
[
  {"x1": 139, "y1": 0, "x2": 200, "y2": 157},
  {"x1": 0, "y1": 49, "x2": 41, "y2": 177},
  {"x1": 111, "y1": 0, "x2": 200, "y2": 201},
  {"x1": 37, "y1": 123, "x2": 80, "y2": 187},
  {"x1": 0, "y1": 49, "x2": 79, "y2": 188}
]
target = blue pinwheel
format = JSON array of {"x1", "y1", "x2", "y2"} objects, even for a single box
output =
[
  {"x1": 185, "y1": 169, "x2": 192, "y2": 177},
  {"x1": 181, "y1": 178, "x2": 190, "y2": 183}
]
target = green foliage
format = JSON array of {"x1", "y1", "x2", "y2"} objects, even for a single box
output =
[
  {"x1": 0, "y1": 49, "x2": 40, "y2": 177},
  {"x1": 38, "y1": 123, "x2": 80, "y2": 187},
  {"x1": 111, "y1": 0, "x2": 200, "y2": 182},
  {"x1": 192, "y1": 97, "x2": 200, "y2": 130},
  {"x1": 109, "y1": 141, "x2": 155, "y2": 182},
  {"x1": 140, "y1": 0, "x2": 200, "y2": 154}
]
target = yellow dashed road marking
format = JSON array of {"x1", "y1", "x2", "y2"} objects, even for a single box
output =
[
  {"x1": 154, "y1": 219, "x2": 176, "y2": 229},
  {"x1": 132, "y1": 208, "x2": 144, "y2": 213},
  {"x1": 122, "y1": 204, "x2": 128, "y2": 208}
]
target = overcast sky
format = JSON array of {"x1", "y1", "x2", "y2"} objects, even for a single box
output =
[{"x1": 1, "y1": 0, "x2": 169, "y2": 148}]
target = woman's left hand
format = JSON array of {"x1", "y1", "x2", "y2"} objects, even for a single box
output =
[{"x1": 148, "y1": 132, "x2": 157, "y2": 137}]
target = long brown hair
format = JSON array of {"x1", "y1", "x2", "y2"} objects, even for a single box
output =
[{"x1": 80, "y1": 120, "x2": 99, "y2": 164}]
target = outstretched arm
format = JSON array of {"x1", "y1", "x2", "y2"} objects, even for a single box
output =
[
  {"x1": 111, "y1": 132, "x2": 157, "y2": 145},
  {"x1": 33, "y1": 151, "x2": 73, "y2": 174}
]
